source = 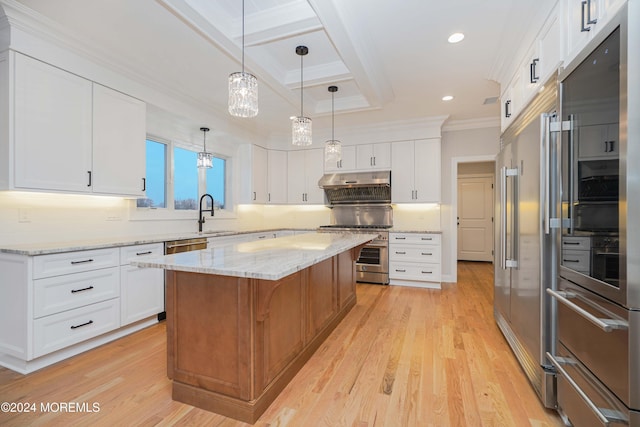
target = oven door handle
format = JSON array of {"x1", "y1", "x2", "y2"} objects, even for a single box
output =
[
  {"x1": 546, "y1": 352, "x2": 620, "y2": 426},
  {"x1": 546, "y1": 289, "x2": 628, "y2": 332}
]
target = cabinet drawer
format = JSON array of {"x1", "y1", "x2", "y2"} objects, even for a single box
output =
[
  {"x1": 33, "y1": 298, "x2": 120, "y2": 358},
  {"x1": 34, "y1": 266, "x2": 119, "y2": 318},
  {"x1": 120, "y1": 243, "x2": 164, "y2": 265},
  {"x1": 390, "y1": 245, "x2": 441, "y2": 263},
  {"x1": 389, "y1": 233, "x2": 441, "y2": 245},
  {"x1": 389, "y1": 262, "x2": 441, "y2": 282},
  {"x1": 33, "y1": 248, "x2": 119, "y2": 279},
  {"x1": 561, "y1": 250, "x2": 591, "y2": 273},
  {"x1": 562, "y1": 236, "x2": 591, "y2": 251}
]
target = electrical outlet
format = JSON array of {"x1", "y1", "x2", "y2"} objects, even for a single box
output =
[{"x1": 18, "y1": 208, "x2": 30, "y2": 223}]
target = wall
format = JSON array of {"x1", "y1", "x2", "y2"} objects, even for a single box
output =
[{"x1": 440, "y1": 126, "x2": 500, "y2": 282}]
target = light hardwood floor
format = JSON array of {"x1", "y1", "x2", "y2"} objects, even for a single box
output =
[{"x1": 0, "y1": 261, "x2": 563, "y2": 426}]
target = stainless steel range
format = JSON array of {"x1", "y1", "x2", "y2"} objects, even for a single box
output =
[{"x1": 318, "y1": 171, "x2": 392, "y2": 285}]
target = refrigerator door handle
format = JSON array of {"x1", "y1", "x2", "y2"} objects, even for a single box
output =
[
  {"x1": 500, "y1": 166, "x2": 519, "y2": 269},
  {"x1": 542, "y1": 113, "x2": 555, "y2": 235},
  {"x1": 567, "y1": 114, "x2": 576, "y2": 235}
]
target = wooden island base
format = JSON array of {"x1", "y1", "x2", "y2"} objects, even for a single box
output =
[{"x1": 165, "y1": 249, "x2": 358, "y2": 424}]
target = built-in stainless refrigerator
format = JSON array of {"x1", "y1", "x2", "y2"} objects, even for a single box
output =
[{"x1": 494, "y1": 79, "x2": 559, "y2": 409}]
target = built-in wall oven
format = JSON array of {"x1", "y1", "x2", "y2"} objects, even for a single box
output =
[{"x1": 547, "y1": 4, "x2": 639, "y2": 426}]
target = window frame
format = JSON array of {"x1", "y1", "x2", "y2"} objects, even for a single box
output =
[{"x1": 130, "y1": 134, "x2": 236, "y2": 221}]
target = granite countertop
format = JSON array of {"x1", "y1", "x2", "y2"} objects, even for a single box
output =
[
  {"x1": 0, "y1": 229, "x2": 313, "y2": 256},
  {"x1": 389, "y1": 229, "x2": 442, "y2": 234},
  {"x1": 131, "y1": 232, "x2": 377, "y2": 281}
]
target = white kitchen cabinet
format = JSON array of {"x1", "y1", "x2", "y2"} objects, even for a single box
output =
[
  {"x1": 391, "y1": 139, "x2": 441, "y2": 203},
  {"x1": 119, "y1": 243, "x2": 164, "y2": 326},
  {"x1": 578, "y1": 123, "x2": 619, "y2": 159},
  {"x1": 537, "y1": 6, "x2": 562, "y2": 84},
  {"x1": 0, "y1": 243, "x2": 162, "y2": 374},
  {"x1": 267, "y1": 149, "x2": 288, "y2": 204},
  {"x1": 501, "y1": 72, "x2": 522, "y2": 132},
  {"x1": 287, "y1": 149, "x2": 324, "y2": 204},
  {"x1": 2, "y1": 52, "x2": 147, "y2": 196},
  {"x1": 324, "y1": 145, "x2": 357, "y2": 172},
  {"x1": 389, "y1": 232, "x2": 442, "y2": 288},
  {"x1": 564, "y1": 0, "x2": 627, "y2": 65},
  {"x1": 92, "y1": 84, "x2": 146, "y2": 197},
  {"x1": 356, "y1": 142, "x2": 391, "y2": 170},
  {"x1": 13, "y1": 52, "x2": 93, "y2": 193},
  {"x1": 252, "y1": 145, "x2": 268, "y2": 203}
]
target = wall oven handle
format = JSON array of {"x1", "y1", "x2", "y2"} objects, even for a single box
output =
[
  {"x1": 546, "y1": 289, "x2": 628, "y2": 332},
  {"x1": 546, "y1": 352, "x2": 613, "y2": 426}
]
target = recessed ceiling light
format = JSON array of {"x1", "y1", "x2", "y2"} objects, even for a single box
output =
[
  {"x1": 448, "y1": 33, "x2": 465, "y2": 44},
  {"x1": 442, "y1": 95, "x2": 454, "y2": 101}
]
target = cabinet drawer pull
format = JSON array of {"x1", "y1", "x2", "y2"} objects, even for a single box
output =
[
  {"x1": 71, "y1": 285, "x2": 94, "y2": 294},
  {"x1": 395, "y1": 251, "x2": 406, "y2": 255},
  {"x1": 258, "y1": 236, "x2": 267, "y2": 239},
  {"x1": 421, "y1": 271, "x2": 433, "y2": 274},
  {"x1": 421, "y1": 252, "x2": 433, "y2": 256},
  {"x1": 395, "y1": 237, "x2": 406, "y2": 240},
  {"x1": 70, "y1": 320, "x2": 94, "y2": 330},
  {"x1": 563, "y1": 259, "x2": 580, "y2": 263},
  {"x1": 70, "y1": 259, "x2": 94, "y2": 265},
  {"x1": 136, "y1": 251, "x2": 153, "y2": 256},
  {"x1": 563, "y1": 241, "x2": 580, "y2": 245},
  {"x1": 395, "y1": 269, "x2": 406, "y2": 273},
  {"x1": 421, "y1": 237, "x2": 433, "y2": 241}
]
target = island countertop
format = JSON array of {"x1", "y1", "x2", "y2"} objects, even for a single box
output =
[{"x1": 131, "y1": 232, "x2": 376, "y2": 281}]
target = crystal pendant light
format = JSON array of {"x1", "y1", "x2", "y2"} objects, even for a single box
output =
[
  {"x1": 197, "y1": 127, "x2": 213, "y2": 169},
  {"x1": 292, "y1": 45, "x2": 312, "y2": 146},
  {"x1": 228, "y1": 0, "x2": 258, "y2": 118},
  {"x1": 324, "y1": 85, "x2": 341, "y2": 163}
]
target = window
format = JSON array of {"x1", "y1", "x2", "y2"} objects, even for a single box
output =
[
  {"x1": 136, "y1": 139, "x2": 166, "y2": 208},
  {"x1": 137, "y1": 138, "x2": 226, "y2": 212}
]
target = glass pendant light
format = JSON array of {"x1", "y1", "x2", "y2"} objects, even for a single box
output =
[
  {"x1": 292, "y1": 45, "x2": 312, "y2": 146},
  {"x1": 228, "y1": 0, "x2": 258, "y2": 118},
  {"x1": 197, "y1": 127, "x2": 213, "y2": 169},
  {"x1": 325, "y1": 85, "x2": 341, "y2": 163}
]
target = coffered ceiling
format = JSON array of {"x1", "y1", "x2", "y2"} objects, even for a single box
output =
[{"x1": 6, "y1": 0, "x2": 557, "y2": 148}]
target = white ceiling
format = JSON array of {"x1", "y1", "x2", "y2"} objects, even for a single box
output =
[{"x1": 9, "y1": 0, "x2": 555, "y2": 148}]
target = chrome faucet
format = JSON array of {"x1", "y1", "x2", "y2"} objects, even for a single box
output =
[{"x1": 198, "y1": 193, "x2": 215, "y2": 232}]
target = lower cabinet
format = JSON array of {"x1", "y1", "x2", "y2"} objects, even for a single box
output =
[
  {"x1": 389, "y1": 232, "x2": 442, "y2": 288},
  {"x1": 0, "y1": 243, "x2": 163, "y2": 374},
  {"x1": 119, "y1": 243, "x2": 164, "y2": 326}
]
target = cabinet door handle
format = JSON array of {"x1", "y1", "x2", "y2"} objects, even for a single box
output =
[
  {"x1": 136, "y1": 251, "x2": 153, "y2": 256},
  {"x1": 395, "y1": 251, "x2": 406, "y2": 255},
  {"x1": 253, "y1": 191, "x2": 256, "y2": 201},
  {"x1": 505, "y1": 100, "x2": 512, "y2": 118},
  {"x1": 373, "y1": 156, "x2": 376, "y2": 166},
  {"x1": 586, "y1": 0, "x2": 597, "y2": 24},
  {"x1": 70, "y1": 320, "x2": 94, "y2": 330},
  {"x1": 71, "y1": 285, "x2": 94, "y2": 294},
  {"x1": 530, "y1": 58, "x2": 539, "y2": 83},
  {"x1": 268, "y1": 193, "x2": 271, "y2": 202},
  {"x1": 87, "y1": 170, "x2": 92, "y2": 187},
  {"x1": 71, "y1": 259, "x2": 94, "y2": 265},
  {"x1": 142, "y1": 177, "x2": 146, "y2": 191},
  {"x1": 395, "y1": 269, "x2": 406, "y2": 273},
  {"x1": 581, "y1": 1, "x2": 591, "y2": 32},
  {"x1": 607, "y1": 140, "x2": 615, "y2": 152}
]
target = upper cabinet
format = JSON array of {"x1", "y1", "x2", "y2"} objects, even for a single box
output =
[
  {"x1": 1, "y1": 52, "x2": 146, "y2": 196},
  {"x1": 564, "y1": 0, "x2": 626, "y2": 65},
  {"x1": 12, "y1": 52, "x2": 93, "y2": 193},
  {"x1": 92, "y1": 84, "x2": 146, "y2": 196},
  {"x1": 251, "y1": 145, "x2": 268, "y2": 204},
  {"x1": 267, "y1": 150, "x2": 288, "y2": 204},
  {"x1": 356, "y1": 143, "x2": 391, "y2": 170},
  {"x1": 287, "y1": 149, "x2": 324, "y2": 204},
  {"x1": 391, "y1": 139, "x2": 441, "y2": 203},
  {"x1": 324, "y1": 145, "x2": 356, "y2": 172}
]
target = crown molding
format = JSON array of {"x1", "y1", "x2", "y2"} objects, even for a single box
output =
[{"x1": 442, "y1": 117, "x2": 500, "y2": 132}]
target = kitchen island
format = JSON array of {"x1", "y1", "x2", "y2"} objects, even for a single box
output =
[{"x1": 132, "y1": 232, "x2": 375, "y2": 423}]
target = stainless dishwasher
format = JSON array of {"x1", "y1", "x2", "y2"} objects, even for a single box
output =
[{"x1": 158, "y1": 237, "x2": 208, "y2": 320}]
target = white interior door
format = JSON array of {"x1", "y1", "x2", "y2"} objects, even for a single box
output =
[{"x1": 457, "y1": 176, "x2": 494, "y2": 262}]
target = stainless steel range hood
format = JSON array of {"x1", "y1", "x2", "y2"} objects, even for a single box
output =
[{"x1": 318, "y1": 171, "x2": 391, "y2": 205}]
